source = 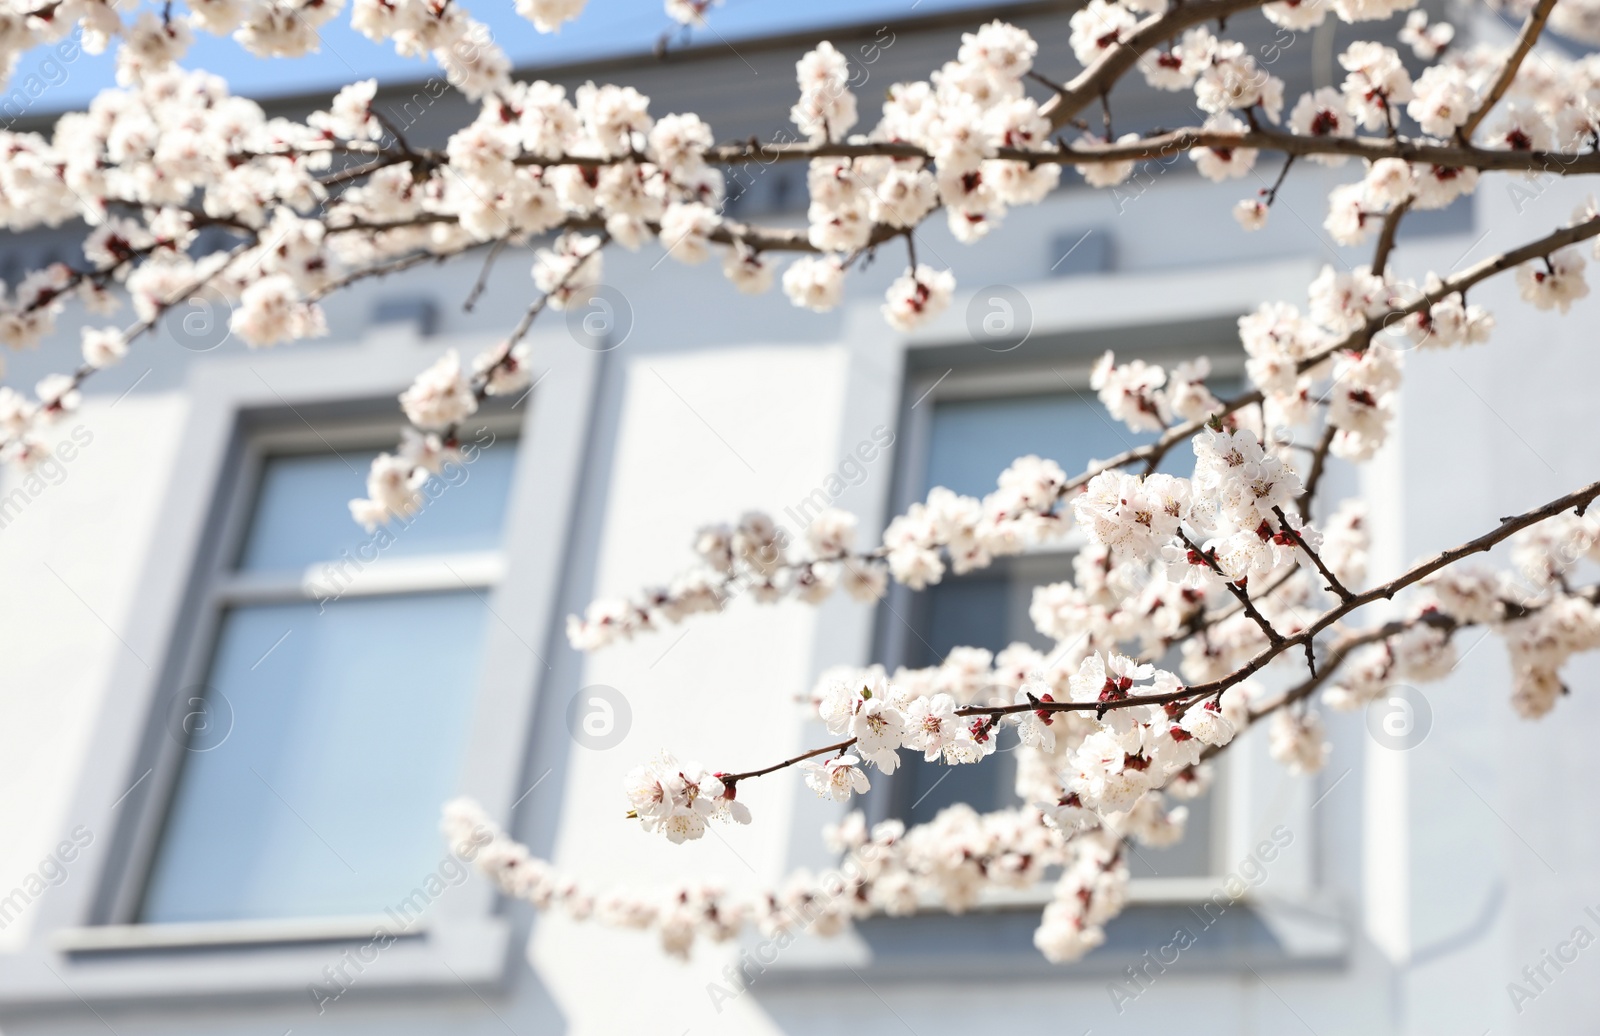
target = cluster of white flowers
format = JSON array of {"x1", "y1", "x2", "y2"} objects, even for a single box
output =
[
  {"x1": 1325, "y1": 344, "x2": 1403, "y2": 461},
  {"x1": 782, "y1": 20, "x2": 1064, "y2": 321},
  {"x1": 0, "y1": 68, "x2": 366, "y2": 459},
  {"x1": 1132, "y1": 23, "x2": 1289, "y2": 145},
  {"x1": 803, "y1": 648, "x2": 1236, "y2": 847},
  {"x1": 568, "y1": 455, "x2": 1074, "y2": 649},
  {"x1": 1268, "y1": 709, "x2": 1330, "y2": 774},
  {"x1": 881, "y1": 455, "x2": 1070, "y2": 587},
  {"x1": 347, "y1": 332, "x2": 541, "y2": 526},
  {"x1": 444, "y1": 795, "x2": 1116, "y2": 961},
  {"x1": 398, "y1": 349, "x2": 476, "y2": 431},
  {"x1": 1090, "y1": 351, "x2": 1186, "y2": 433},
  {"x1": 1318, "y1": 612, "x2": 1452, "y2": 711},
  {"x1": 1517, "y1": 245, "x2": 1591, "y2": 313},
  {"x1": 1053, "y1": 655, "x2": 1238, "y2": 815},
  {"x1": 1398, "y1": 10, "x2": 1454, "y2": 60},
  {"x1": 1315, "y1": 509, "x2": 1600, "y2": 720},
  {"x1": 791, "y1": 41, "x2": 859, "y2": 142},
  {"x1": 1032, "y1": 832, "x2": 1129, "y2": 962},
  {"x1": 8, "y1": 2, "x2": 1600, "y2": 483},
  {"x1": 1073, "y1": 470, "x2": 1190, "y2": 560},
  {"x1": 623, "y1": 752, "x2": 751, "y2": 843},
  {"x1": 1305, "y1": 32, "x2": 1600, "y2": 256},
  {"x1": 1504, "y1": 592, "x2": 1600, "y2": 717},
  {"x1": 1498, "y1": 515, "x2": 1600, "y2": 717},
  {"x1": 0, "y1": 34, "x2": 896, "y2": 468},
  {"x1": 1067, "y1": 421, "x2": 1323, "y2": 595},
  {"x1": 881, "y1": 264, "x2": 956, "y2": 330},
  {"x1": 347, "y1": 428, "x2": 453, "y2": 530},
  {"x1": 565, "y1": 507, "x2": 891, "y2": 651},
  {"x1": 1228, "y1": 256, "x2": 1507, "y2": 462},
  {"x1": 1397, "y1": 274, "x2": 1496, "y2": 349}
]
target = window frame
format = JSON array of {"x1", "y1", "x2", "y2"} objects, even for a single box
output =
[
  {"x1": 0, "y1": 329, "x2": 602, "y2": 1005},
  {"x1": 775, "y1": 259, "x2": 1347, "y2": 978},
  {"x1": 110, "y1": 411, "x2": 525, "y2": 930},
  {"x1": 872, "y1": 355, "x2": 1243, "y2": 903}
]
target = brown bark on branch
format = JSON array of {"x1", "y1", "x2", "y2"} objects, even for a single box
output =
[
  {"x1": 1459, "y1": 0, "x2": 1561, "y2": 141},
  {"x1": 1371, "y1": 198, "x2": 1412, "y2": 279},
  {"x1": 1038, "y1": 0, "x2": 1277, "y2": 131},
  {"x1": 1179, "y1": 529, "x2": 1284, "y2": 644},
  {"x1": 694, "y1": 130, "x2": 1600, "y2": 176}
]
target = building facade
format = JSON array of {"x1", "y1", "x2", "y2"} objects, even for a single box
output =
[{"x1": 1, "y1": 2, "x2": 1598, "y2": 1033}]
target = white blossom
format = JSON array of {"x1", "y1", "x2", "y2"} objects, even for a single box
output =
[
  {"x1": 803, "y1": 754, "x2": 871, "y2": 801},
  {"x1": 1517, "y1": 248, "x2": 1590, "y2": 313},
  {"x1": 782, "y1": 256, "x2": 845, "y2": 312},
  {"x1": 882, "y1": 265, "x2": 956, "y2": 331},
  {"x1": 1288, "y1": 87, "x2": 1356, "y2": 164},
  {"x1": 80, "y1": 326, "x2": 127, "y2": 369},
  {"x1": 1398, "y1": 10, "x2": 1453, "y2": 59},
  {"x1": 1269, "y1": 710, "x2": 1329, "y2": 774},
  {"x1": 1407, "y1": 65, "x2": 1475, "y2": 138},
  {"x1": 1234, "y1": 198, "x2": 1269, "y2": 230}
]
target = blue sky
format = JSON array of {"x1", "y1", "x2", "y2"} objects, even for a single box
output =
[{"x1": 14, "y1": 0, "x2": 1012, "y2": 111}]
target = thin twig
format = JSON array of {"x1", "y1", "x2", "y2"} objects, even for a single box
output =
[
  {"x1": 463, "y1": 238, "x2": 510, "y2": 313},
  {"x1": 1179, "y1": 530, "x2": 1283, "y2": 645},
  {"x1": 1262, "y1": 154, "x2": 1296, "y2": 206},
  {"x1": 1459, "y1": 0, "x2": 1560, "y2": 140},
  {"x1": 1295, "y1": 424, "x2": 1338, "y2": 520},
  {"x1": 722, "y1": 738, "x2": 856, "y2": 783},
  {"x1": 1371, "y1": 197, "x2": 1412, "y2": 278},
  {"x1": 1024, "y1": 69, "x2": 1071, "y2": 97},
  {"x1": 1273, "y1": 505, "x2": 1354, "y2": 602}
]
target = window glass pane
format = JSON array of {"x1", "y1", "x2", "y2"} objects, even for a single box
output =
[
  {"x1": 893, "y1": 387, "x2": 1222, "y2": 878},
  {"x1": 140, "y1": 592, "x2": 489, "y2": 923},
  {"x1": 924, "y1": 382, "x2": 1238, "y2": 499},
  {"x1": 894, "y1": 557, "x2": 1064, "y2": 828},
  {"x1": 894, "y1": 726, "x2": 1020, "y2": 829},
  {"x1": 926, "y1": 392, "x2": 1153, "y2": 499},
  {"x1": 238, "y1": 442, "x2": 517, "y2": 572},
  {"x1": 910, "y1": 557, "x2": 1063, "y2": 665}
]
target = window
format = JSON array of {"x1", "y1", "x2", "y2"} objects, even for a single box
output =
[
  {"x1": 134, "y1": 421, "x2": 519, "y2": 925},
  {"x1": 880, "y1": 370, "x2": 1223, "y2": 882}
]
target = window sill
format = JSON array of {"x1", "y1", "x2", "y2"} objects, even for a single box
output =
[
  {"x1": 750, "y1": 894, "x2": 1347, "y2": 987},
  {"x1": 0, "y1": 916, "x2": 510, "y2": 1007},
  {"x1": 51, "y1": 915, "x2": 427, "y2": 952},
  {"x1": 972, "y1": 876, "x2": 1243, "y2": 911}
]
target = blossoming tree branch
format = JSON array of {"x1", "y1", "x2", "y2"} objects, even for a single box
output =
[{"x1": 2, "y1": 0, "x2": 1599, "y2": 965}]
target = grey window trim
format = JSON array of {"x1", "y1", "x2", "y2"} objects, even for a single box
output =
[
  {"x1": 773, "y1": 261, "x2": 1349, "y2": 976},
  {"x1": 747, "y1": 894, "x2": 1348, "y2": 990},
  {"x1": 102, "y1": 409, "x2": 527, "y2": 930},
  {"x1": 0, "y1": 331, "x2": 601, "y2": 1007}
]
